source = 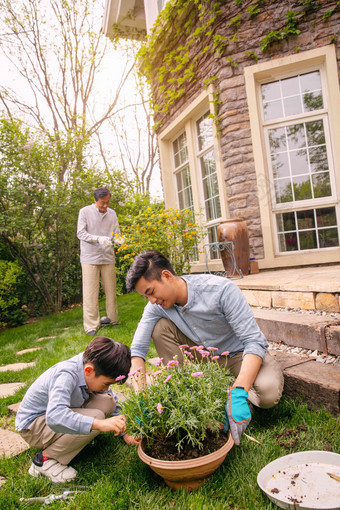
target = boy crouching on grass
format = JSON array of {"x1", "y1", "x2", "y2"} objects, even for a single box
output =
[{"x1": 15, "y1": 336, "x2": 139, "y2": 483}]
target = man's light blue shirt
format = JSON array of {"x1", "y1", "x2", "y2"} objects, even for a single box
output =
[
  {"x1": 130, "y1": 274, "x2": 268, "y2": 360},
  {"x1": 15, "y1": 353, "x2": 122, "y2": 435}
]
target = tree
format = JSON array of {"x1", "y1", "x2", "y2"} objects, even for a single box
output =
[
  {"x1": 0, "y1": 118, "x2": 129, "y2": 312},
  {"x1": 106, "y1": 70, "x2": 160, "y2": 194},
  {"x1": 0, "y1": 0, "x2": 136, "y2": 181}
]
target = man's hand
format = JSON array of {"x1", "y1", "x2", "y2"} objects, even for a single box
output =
[
  {"x1": 97, "y1": 236, "x2": 112, "y2": 248},
  {"x1": 223, "y1": 386, "x2": 251, "y2": 445},
  {"x1": 92, "y1": 414, "x2": 127, "y2": 434}
]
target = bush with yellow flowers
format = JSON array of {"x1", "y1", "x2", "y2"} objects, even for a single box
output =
[{"x1": 115, "y1": 202, "x2": 203, "y2": 292}]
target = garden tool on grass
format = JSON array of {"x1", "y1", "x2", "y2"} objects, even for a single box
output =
[
  {"x1": 223, "y1": 385, "x2": 252, "y2": 445},
  {"x1": 20, "y1": 486, "x2": 90, "y2": 506}
]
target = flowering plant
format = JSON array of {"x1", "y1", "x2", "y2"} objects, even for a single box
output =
[{"x1": 122, "y1": 348, "x2": 233, "y2": 452}]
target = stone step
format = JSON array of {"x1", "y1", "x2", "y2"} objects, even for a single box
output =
[
  {"x1": 0, "y1": 362, "x2": 35, "y2": 373},
  {"x1": 253, "y1": 308, "x2": 340, "y2": 356},
  {"x1": 0, "y1": 428, "x2": 30, "y2": 458},
  {"x1": 270, "y1": 351, "x2": 340, "y2": 415},
  {"x1": 0, "y1": 383, "x2": 26, "y2": 398}
]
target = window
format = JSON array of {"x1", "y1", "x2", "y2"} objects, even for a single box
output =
[
  {"x1": 173, "y1": 132, "x2": 193, "y2": 211},
  {"x1": 196, "y1": 113, "x2": 222, "y2": 257},
  {"x1": 171, "y1": 112, "x2": 223, "y2": 261},
  {"x1": 261, "y1": 69, "x2": 339, "y2": 253}
]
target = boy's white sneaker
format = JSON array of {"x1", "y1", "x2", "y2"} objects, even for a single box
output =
[{"x1": 29, "y1": 452, "x2": 77, "y2": 483}]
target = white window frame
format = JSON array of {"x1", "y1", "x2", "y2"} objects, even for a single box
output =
[
  {"x1": 158, "y1": 86, "x2": 228, "y2": 272},
  {"x1": 245, "y1": 45, "x2": 340, "y2": 268}
]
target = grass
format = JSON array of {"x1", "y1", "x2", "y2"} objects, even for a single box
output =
[{"x1": 0, "y1": 294, "x2": 339, "y2": 509}]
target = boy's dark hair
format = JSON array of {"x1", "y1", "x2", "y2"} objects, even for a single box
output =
[
  {"x1": 94, "y1": 187, "x2": 111, "y2": 201},
  {"x1": 126, "y1": 250, "x2": 176, "y2": 292},
  {"x1": 83, "y1": 336, "x2": 131, "y2": 384}
]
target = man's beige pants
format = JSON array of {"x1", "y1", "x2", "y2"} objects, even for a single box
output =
[
  {"x1": 152, "y1": 318, "x2": 284, "y2": 409},
  {"x1": 81, "y1": 263, "x2": 118, "y2": 333},
  {"x1": 19, "y1": 393, "x2": 115, "y2": 466}
]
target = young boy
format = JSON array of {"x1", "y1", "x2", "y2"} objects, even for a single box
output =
[{"x1": 15, "y1": 336, "x2": 139, "y2": 483}]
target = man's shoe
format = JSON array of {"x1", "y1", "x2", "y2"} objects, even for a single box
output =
[
  {"x1": 86, "y1": 329, "x2": 97, "y2": 336},
  {"x1": 100, "y1": 317, "x2": 119, "y2": 326},
  {"x1": 28, "y1": 451, "x2": 77, "y2": 483},
  {"x1": 100, "y1": 316, "x2": 111, "y2": 325}
]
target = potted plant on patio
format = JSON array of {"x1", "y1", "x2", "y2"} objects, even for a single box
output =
[{"x1": 122, "y1": 346, "x2": 235, "y2": 489}]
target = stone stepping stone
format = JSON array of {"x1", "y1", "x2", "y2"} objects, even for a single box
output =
[
  {"x1": 16, "y1": 347, "x2": 40, "y2": 356},
  {"x1": 0, "y1": 362, "x2": 35, "y2": 373},
  {"x1": 36, "y1": 335, "x2": 56, "y2": 342},
  {"x1": 7, "y1": 402, "x2": 21, "y2": 415},
  {"x1": 0, "y1": 428, "x2": 30, "y2": 458},
  {"x1": 0, "y1": 382, "x2": 26, "y2": 399}
]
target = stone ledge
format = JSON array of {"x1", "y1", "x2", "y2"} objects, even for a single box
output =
[
  {"x1": 270, "y1": 351, "x2": 340, "y2": 414},
  {"x1": 253, "y1": 309, "x2": 340, "y2": 356}
]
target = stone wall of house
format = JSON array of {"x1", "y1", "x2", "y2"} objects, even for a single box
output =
[{"x1": 150, "y1": 1, "x2": 340, "y2": 260}]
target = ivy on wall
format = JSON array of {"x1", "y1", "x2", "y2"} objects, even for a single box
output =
[{"x1": 129, "y1": 0, "x2": 340, "y2": 128}]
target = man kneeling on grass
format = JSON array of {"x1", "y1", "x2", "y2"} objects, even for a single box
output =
[{"x1": 15, "y1": 336, "x2": 139, "y2": 483}]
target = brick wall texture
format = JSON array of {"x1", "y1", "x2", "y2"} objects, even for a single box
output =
[{"x1": 150, "y1": 1, "x2": 340, "y2": 259}]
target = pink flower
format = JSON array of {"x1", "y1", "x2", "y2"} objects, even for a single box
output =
[
  {"x1": 198, "y1": 349, "x2": 210, "y2": 356},
  {"x1": 164, "y1": 374, "x2": 172, "y2": 383},
  {"x1": 221, "y1": 351, "x2": 230, "y2": 356},
  {"x1": 190, "y1": 345, "x2": 202, "y2": 350},
  {"x1": 156, "y1": 358, "x2": 164, "y2": 366},
  {"x1": 167, "y1": 360, "x2": 179, "y2": 367},
  {"x1": 115, "y1": 375, "x2": 126, "y2": 381},
  {"x1": 191, "y1": 371, "x2": 203, "y2": 377},
  {"x1": 184, "y1": 350, "x2": 194, "y2": 358},
  {"x1": 177, "y1": 381, "x2": 181, "y2": 385},
  {"x1": 157, "y1": 403, "x2": 163, "y2": 414},
  {"x1": 128, "y1": 367, "x2": 142, "y2": 376},
  {"x1": 152, "y1": 370, "x2": 162, "y2": 376},
  {"x1": 207, "y1": 347, "x2": 218, "y2": 351},
  {"x1": 179, "y1": 344, "x2": 189, "y2": 349},
  {"x1": 212, "y1": 355, "x2": 220, "y2": 360}
]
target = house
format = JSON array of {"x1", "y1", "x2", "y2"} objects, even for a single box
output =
[{"x1": 102, "y1": 0, "x2": 340, "y2": 275}]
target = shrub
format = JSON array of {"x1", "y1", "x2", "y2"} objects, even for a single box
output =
[
  {"x1": 115, "y1": 202, "x2": 203, "y2": 292},
  {"x1": 0, "y1": 260, "x2": 28, "y2": 327}
]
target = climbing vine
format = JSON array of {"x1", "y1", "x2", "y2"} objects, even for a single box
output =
[{"x1": 133, "y1": 0, "x2": 339, "y2": 129}]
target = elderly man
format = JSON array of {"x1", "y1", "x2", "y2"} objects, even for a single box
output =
[{"x1": 77, "y1": 187, "x2": 123, "y2": 335}]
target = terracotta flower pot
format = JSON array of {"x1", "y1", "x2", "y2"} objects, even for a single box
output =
[{"x1": 137, "y1": 431, "x2": 234, "y2": 490}]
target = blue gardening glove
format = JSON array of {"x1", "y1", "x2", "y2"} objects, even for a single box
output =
[{"x1": 223, "y1": 386, "x2": 251, "y2": 445}]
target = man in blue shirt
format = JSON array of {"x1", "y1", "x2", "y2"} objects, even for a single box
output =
[
  {"x1": 16, "y1": 336, "x2": 139, "y2": 483},
  {"x1": 126, "y1": 250, "x2": 284, "y2": 445}
]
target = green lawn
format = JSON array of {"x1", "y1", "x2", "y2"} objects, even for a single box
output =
[{"x1": 0, "y1": 294, "x2": 339, "y2": 509}]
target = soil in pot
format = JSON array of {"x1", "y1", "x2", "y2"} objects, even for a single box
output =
[{"x1": 145, "y1": 428, "x2": 229, "y2": 461}]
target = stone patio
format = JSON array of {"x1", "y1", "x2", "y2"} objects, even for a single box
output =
[{"x1": 235, "y1": 264, "x2": 340, "y2": 312}]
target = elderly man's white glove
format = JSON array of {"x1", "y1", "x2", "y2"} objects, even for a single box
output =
[
  {"x1": 97, "y1": 236, "x2": 112, "y2": 248},
  {"x1": 113, "y1": 235, "x2": 125, "y2": 246}
]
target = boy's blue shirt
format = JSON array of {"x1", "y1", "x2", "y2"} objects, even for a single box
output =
[{"x1": 15, "y1": 352, "x2": 122, "y2": 435}]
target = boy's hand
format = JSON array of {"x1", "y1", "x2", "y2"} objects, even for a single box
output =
[
  {"x1": 92, "y1": 415, "x2": 127, "y2": 434},
  {"x1": 123, "y1": 433, "x2": 141, "y2": 445}
]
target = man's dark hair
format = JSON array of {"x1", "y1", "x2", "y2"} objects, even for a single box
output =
[
  {"x1": 126, "y1": 250, "x2": 176, "y2": 292},
  {"x1": 94, "y1": 187, "x2": 111, "y2": 201},
  {"x1": 83, "y1": 336, "x2": 131, "y2": 383}
]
